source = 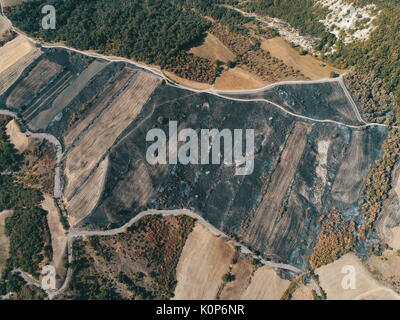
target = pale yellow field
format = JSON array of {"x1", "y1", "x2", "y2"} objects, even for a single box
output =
[
  {"x1": 367, "y1": 227, "x2": 400, "y2": 292},
  {"x1": 291, "y1": 284, "x2": 314, "y2": 300},
  {"x1": 316, "y1": 253, "x2": 400, "y2": 300},
  {"x1": 173, "y1": 223, "x2": 236, "y2": 300},
  {"x1": 0, "y1": 210, "x2": 12, "y2": 273},
  {"x1": 219, "y1": 258, "x2": 255, "y2": 300},
  {"x1": 42, "y1": 195, "x2": 67, "y2": 280},
  {"x1": 67, "y1": 157, "x2": 109, "y2": 227},
  {"x1": 214, "y1": 67, "x2": 266, "y2": 90},
  {"x1": 163, "y1": 70, "x2": 212, "y2": 90},
  {"x1": 395, "y1": 172, "x2": 400, "y2": 202},
  {"x1": 261, "y1": 37, "x2": 344, "y2": 80},
  {"x1": 6, "y1": 119, "x2": 32, "y2": 153},
  {"x1": 240, "y1": 266, "x2": 290, "y2": 300},
  {"x1": 0, "y1": 15, "x2": 11, "y2": 39},
  {"x1": 190, "y1": 33, "x2": 235, "y2": 63},
  {"x1": 0, "y1": 36, "x2": 36, "y2": 74}
]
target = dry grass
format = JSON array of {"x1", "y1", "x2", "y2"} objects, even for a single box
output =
[
  {"x1": 0, "y1": 210, "x2": 12, "y2": 274},
  {"x1": 240, "y1": 266, "x2": 290, "y2": 300},
  {"x1": 214, "y1": 67, "x2": 266, "y2": 90},
  {"x1": 261, "y1": 37, "x2": 344, "y2": 80},
  {"x1": 2, "y1": 0, "x2": 28, "y2": 6},
  {"x1": 173, "y1": 223, "x2": 235, "y2": 300},
  {"x1": 67, "y1": 157, "x2": 109, "y2": 227},
  {"x1": 316, "y1": 253, "x2": 400, "y2": 300},
  {"x1": 0, "y1": 36, "x2": 37, "y2": 74},
  {"x1": 6, "y1": 119, "x2": 32, "y2": 153},
  {"x1": 0, "y1": 36, "x2": 41, "y2": 95},
  {"x1": 219, "y1": 257, "x2": 255, "y2": 300},
  {"x1": 163, "y1": 70, "x2": 212, "y2": 90},
  {"x1": 244, "y1": 122, "x2": 311, "y2": 252},
  {"x1": 189, "y1": 32, "x2": 235, "y2": 63},
  {"x1": 42, "y1": 194, "x2": 67, "y2": 283}
]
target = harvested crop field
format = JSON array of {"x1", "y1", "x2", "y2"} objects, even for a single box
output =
[
  {"x1": 6, "y1": 58, "x2": 62, "y2": 109},
  {"x1": 64, "y1": 71, "x2": 160, "y2": 201},
  {"x1": 6, "y1": 119, "x2": 32, "y2": 153},
  {"x1": 0, "y1": 210, "x2": 12, "y2": 273},
  {"x1": 368, "y1": 246, "x2": 400, "y2": 294},
  {"x1": 291, "y1": 284, "x2": 314, "y2": 300},
  {"x1": 0, "y1": 35, "x2": 41, "y2": 95},
  {"x1": 261, "y1": 37, "x2": 344, "y2": 80},
  {"x1": 163, "y1": 70, "x2": 212, "y2": 90},
  {"x1": 214, "y1": 67, "x2": 266, "y2": 90},
  {"x1": 219, "y1": 257, "x2": 255, "y2": 300},
  {"x1": 316, "y1": 253, "x2": 400, "y2": 300},
  {"x1": 67, "y1": 157, "x2": 109, "y2": 227},
  {"x1": 0, "y1": 15, "x2": 11, "y2": 38},
  {"x1": 240, "y1": 266, "x2": 290, "y2": 300},
  {"x1": 29, "y1": 60, "x2": 108, "y2": 131},
  {"x1": 42, "y1": 194, "x2": 67, "y2": 281},
  {"x1": 2, "y1": 0, "x2": 28, "y2": 6},
  {"x1": 243, "y1": 122, "x2": 312, "y2": 256},
  {"x1": 173, "y1": 223, "x2": 236, "y2": 300},
  {"x1": 189, "y1": 33, "x2": 235, "y2": 63},
  {"x1": 1, "y1": 46, "x2": 388, "y2": 269},
  {"x1": 332, "y1": 129, "x2": 377, "y2": 203},
  {"x1": 60, "y1": 215, "x2": 195, "y2": 300}
]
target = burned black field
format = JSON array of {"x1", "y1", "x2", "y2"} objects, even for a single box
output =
[{"x1": 1, "y1": 47, "x2": 388, "y2": 268}]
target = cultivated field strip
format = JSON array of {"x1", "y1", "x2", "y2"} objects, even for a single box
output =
[
  {"x1": 316, "y1": 253, "x2": 400, "y2": 300},
  {"x1": 64, "y1": 71, "x2": 160, "y2": 202},
  {"x1": 67, "y1": 157, "x2": 109, "y2": 226},
  {"x1": 22, "y1": 71, "x2": 73, "y2": 121},
  {"x1": 6, "y1": 59, "x2": 62, "y2": 109},
  {"x1": 244, "y1": 122, "x2": 312, "y2": 252},
  {"x1": 29, "y1": 61, "x2": 108, "y2": 131},
  {"x1": 173, "y1": 223, "x2": 236, "y2": 300},
  {"x1": 0, "y1": 36, "x2": 42, "y2": 95},
  {"x1": 63, "y1": 68, "x2": 136, "y2": 149}
]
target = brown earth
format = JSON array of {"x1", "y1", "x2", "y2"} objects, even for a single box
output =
[
  {"x1": 60, "y1": 215, "x2": 195, "y2": 300},
  {"x1": 6, "y1": 59, "x2": 62, "y2": 109},
  {"x1": 189, "y1": 32, "x2": 235, "y2": 63},
  {"x1": 64, "y1": 71, "x2": 160, "y2": 202},
  {"x1": 239, "y1": 266, "x2": 290, "y2": 300},
  {"x1": 67, "y1": 157, "x2": 109, "y2": 227},
  {"x1": 42, "y1": 194, "x2": 67, "y2": 284},
  {"x1": 243, "y1": 122, "x2": 312, "y2": 256},
  {"x1": 2, "y1": 0, "x2": 28, "y2": 6},
  {"x1": 6, "y1": 119, "x2": 32, "y2": 153},
  {"x1": 0, "y1": 210, "x2": 13, "y2": 274},
  {"x1": 219, "y1": 257, "x2": 255, "y2": 300},
  {"x1": 316, "y1": 253, "x2": 400, "y2": 300},
  {"x1": 0, "y1": 35, "x2": 42, "y2": 95},
  {"x1": 163, "y1": 70, "x2": 212, "y2": 90}
]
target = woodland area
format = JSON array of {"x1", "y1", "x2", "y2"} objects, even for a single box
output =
[{"x1": 0, "y1": 116, "x2": 52, "y2": 298}]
